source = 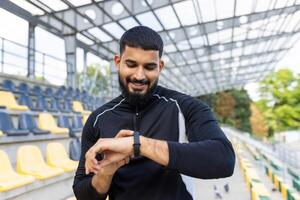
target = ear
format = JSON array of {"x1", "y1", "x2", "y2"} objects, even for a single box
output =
[
  {"x1": 114, "y1": 55, "x2": 121, "y2": 71},
  {"x1": 159, "y1": 60, "x2": 165, "y2": 72}
]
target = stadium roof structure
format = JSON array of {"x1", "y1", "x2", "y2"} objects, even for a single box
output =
[{"x1": 1, "y1": 0, "x2": 300, "y2": 97}]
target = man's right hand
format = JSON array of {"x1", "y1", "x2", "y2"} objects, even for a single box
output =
[{"x1": 85, "y1": 130, "x2": 133, "y2": 175}]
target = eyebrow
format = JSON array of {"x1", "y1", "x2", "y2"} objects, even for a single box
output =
[{"x1": 125, "y1": 59, "x2": 157, "y2": 66}]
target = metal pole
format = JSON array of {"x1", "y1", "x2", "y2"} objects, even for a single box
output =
[{"x1": 1, "y1": 38, "x2": 4, "y2": 73}]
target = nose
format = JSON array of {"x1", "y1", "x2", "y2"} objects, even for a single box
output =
[{"x1": 133, "y1": 66, "x2": 146, "y2": 80}]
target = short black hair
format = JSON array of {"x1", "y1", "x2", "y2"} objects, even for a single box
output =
[{"x1": 119, "y1": 26, "x2": 164, "y2": 58}]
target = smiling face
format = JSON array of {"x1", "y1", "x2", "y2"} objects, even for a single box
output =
[{"x1": 114, "y1": 45, "x2": 164, "y2": 105}]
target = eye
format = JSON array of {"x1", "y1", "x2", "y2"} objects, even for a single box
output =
[
  {"x1": 145, "y1": 64, "x2": 157, "y2": 70},
  {"x1": 126, "y1": 61, "x2": 136, "y2": 68}
]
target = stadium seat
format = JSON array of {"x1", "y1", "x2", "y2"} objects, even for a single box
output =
[
  {"x1": 73, "y1": 115, "x2": 84, "y2": 130},
  {"x1": 35, "y1": 95, "x2": 48, "y2": 111},
  {"x1": 72, "y1": 101, "x2": 91, "y2": 115},
  {"x1": 69, "y1": 138, "x2": 81, "y2": 161},
  {"x1": 31, "y1": 85, "x2": 43, "y2": 96},
  {"x1": 0, "y1": 112, "x2": 30, "y2": 136},
  {"x1": 46, "y1": 142, "x2": 78, "y2": 172},
  {"x1": 73, "y1": 88, "x2": 81, "y2": 100},
  {"x1": 58, "y1": 115, "x2": 81, "y2": 137},
  {"x1": 0, "y1": 91, "x2": 29, "y2": 111},
  {"x1": 18, "y1": 82, "x2": 31, "y2": 94},
  {"x1": 18, "y1": 94, "x2": 35, "y2": 110},
  {"x1": 55, "y1": 86, "x2": 66, "y2": 99},
  {"x1": 61, "y1": 100, "x2": 72, "y2": 113},
  {"x1": 19, "y1": 113, "x2": 50, "y2": 135},
  {"x1": 17, "y1": 145, "x2": 64, "y2": 179},
  {"x1": 2, "y1": 79, "x2": 18, "y2": 93},
  {"x1": 45, "y1": 87, "x2": 54, "y2": 98},
  {"x1": 48, "y1": 97, "x2": 60, "y2": 112},
  {"x1": 38, "y1": 113, "x2": 69, "y2": 134},
  {"x1": 66, "y1": 87, "x2": 74, "y2": 100},
  {"x1": 82, "y1": 114, "x2": 89, "y2": 125},
  {"x1": 0, "y1": 150, "x2": 35, "y2": 192}
]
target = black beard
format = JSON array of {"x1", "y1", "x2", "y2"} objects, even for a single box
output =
[{"x1": 118, "y1": 74, "x2": 158, "y2": 107}]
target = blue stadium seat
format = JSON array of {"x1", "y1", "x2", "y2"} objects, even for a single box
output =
[
  {"x1": 0, "y1": 112, "x2": 29, "y2": 136},
  {"x1": 69, "y1": 138, "x2": 81, "y2": 161},
  {"x1": 61, "y1": 100, "x2": 72, "y2": 113},
  {"x1": 73, "y1": 115, "x2": 83, "y2": 130},
  {"x1": 58, "y1": 115, "x2": 81, "y2": 137},
  {"x1": 31, "y1": 86, "x2": 43, "y2": 96},
  {"x1": 2, "y1": 80, "x2": 18, "y2": 93},
  {"x1": 73, "y1": 88, "x2": 81, "y2": 100},
  {"x1": 55, "y1": 86, "x2": 66, "y2": 99},
  {"x1": 36, "y1": 95, "x2": 48, "y2": 111},
  {"x1": 45, "y1": 87, "x2": 54, "y2": 98},
  {"x1": 18, "y1": 94, "x2": 35, "y2": 110},
  {"x1": 48, "y1": 98, "x2": 60, "y2": 112},
  {"x1": 18, "y1": 82, "x2": 31, "y2": 94},
  {"x1": 18, "y1": 113, "x2": 49, "y2": 135},
  {"x1": 66, "y1": 87, "x2": 74, "y2": 100}
]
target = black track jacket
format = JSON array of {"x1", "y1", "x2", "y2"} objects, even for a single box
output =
[{"x1": 73, "y1": 85, "x2": 235, "y2": 200}]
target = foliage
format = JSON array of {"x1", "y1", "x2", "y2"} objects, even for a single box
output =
[
  {"x1": 250, "y1": 103, "x2": 269, "y2": 137},
  {"x1": 198, "y1": 89, "x2": 252, "y2": 133},
  {"x1": 256, "y1": 69, "x2": 300, "y2": 132},
  {"x1": 76, "y1": 63, "x2": 110, "y2": 96}
]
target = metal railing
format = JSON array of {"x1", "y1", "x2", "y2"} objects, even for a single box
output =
[{"x1": 0, "y1": 36, "x2": 70, "y2": 85}]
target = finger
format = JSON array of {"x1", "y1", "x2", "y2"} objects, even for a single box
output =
[
  {"x1": 124, "y1": 157, "x2": 130, "y2": 164},
  {"x1": 115, "y1": 130, "x2": 134, "y2": 138}
]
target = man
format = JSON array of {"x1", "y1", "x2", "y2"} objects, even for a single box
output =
[{"x1": 73, "y1": 26, "x2": 235, "y2": 200}]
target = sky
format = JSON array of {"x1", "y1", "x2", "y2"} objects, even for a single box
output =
[{"x1": 0, "y1": 4, "x2": 300, "y2": 99}]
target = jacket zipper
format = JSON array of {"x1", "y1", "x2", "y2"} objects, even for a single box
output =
[{"x1": 133, "y1": 106, "x2": 139, "y2": 131}]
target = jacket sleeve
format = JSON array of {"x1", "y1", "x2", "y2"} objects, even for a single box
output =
[
  {"x1": 167, "y1": 95, "x2": 235, "y2": 179},
  {"x1": 72, "y1": 113, "x2": 107, "y2": 200}
]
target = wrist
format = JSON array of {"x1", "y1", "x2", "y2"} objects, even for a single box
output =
[{"x1": 92, "y1": 172, "x2": 113, "y2": 194}]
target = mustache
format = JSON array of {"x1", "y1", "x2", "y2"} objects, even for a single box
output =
[{"x1": 127, "y1": 77, "x2": 150, "y2": 85}]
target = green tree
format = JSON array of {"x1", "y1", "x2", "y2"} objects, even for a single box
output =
[
  {"x1": 256, "y1": 68, "x2": 300, "y2": 131},
  {"x1": 76, "y1": 63, "x2": 110, "y2": 96}
]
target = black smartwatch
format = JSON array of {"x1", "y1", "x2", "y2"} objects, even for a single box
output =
[{"x1": 133, "y1": 131, "x2": 141, "y2": 157}]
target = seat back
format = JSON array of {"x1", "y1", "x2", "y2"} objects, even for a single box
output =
[
  {"x1": 45, "y1": 87, "x2": 54, "y2": 98},
  {"x1": 55, "y1": 86, "x2": 66, "y2": 99},
  {"x1": 46, "y1": 142, "x2": 69, "y2": 164},
  {"x1": 31, "y1": 86, "x2": 42, "y2": 96},
  {"x1": 49, "y1": 98, "x2": 60, "y2": 111},
  {"x1": 38, "y1": 113, "x2": 57, "y2": 130},
  {"x1": 17, "y1": 145, "x2": 45, "y2": 172},
  {"x1": 62, "y1": 100, "x2": 72, "y2": 112},
  {"x1": 2, "y1": 80, "x2": 16, "y2": 92},
  {"x1": 19, "y1": 113, "x2": 36, "y2": 131},
  {"x1": 0, "y1": 91, "x2": 19, "y2": 107},
  {"x1": 58, "y1": 115, "x2": 71, "y2": 128},
  {"x1": 0, "y1": 112, "x2": 15, "y2": 132},
  {"x1": 69, "y1": 138, "x2": 81, "y2": 161},
  {"x1": 36, "y1": 95, "x2": 48, "y2": 111},
  {"x1": 73, "y1": 115, "x2": 83, "y2": 129},
  {"x1": 18, "y1": 82, "x2": 30, "y2": 94},
  {"x1": 72, "y1": 101, "x2": 84, "y2": 113},
  {"x1": 18, "y1": 94, "x2": 34, "y2": 109},
  {"x1": 0, "y1": 150, "x2": 14, "y2": 173}
]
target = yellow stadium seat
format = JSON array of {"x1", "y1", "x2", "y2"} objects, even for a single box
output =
[
  {"x1": 251, "y1": 182, "x2": 270, "y2": 200},
  {"x1": 72, "y1": 101, "x2": 91, "y2": 115},
  {"x1": 0, "y1": 150, "x2": 35, "y2": 192},
  {"x1": 82, "y1": 114, "x2": 89, "y2": 125},
  {"x1": 0, "y1": 91, "x2": 29, "y2": 111},
  {"x1": 46, "y1": 142, "x2": 78, "y2": 172},
  {"x1": 38, "y1": 113, "x2": 69, "y2": 134},
  {"x1": 17, "y1": 145, "x2": 64, "y2": 180}
]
